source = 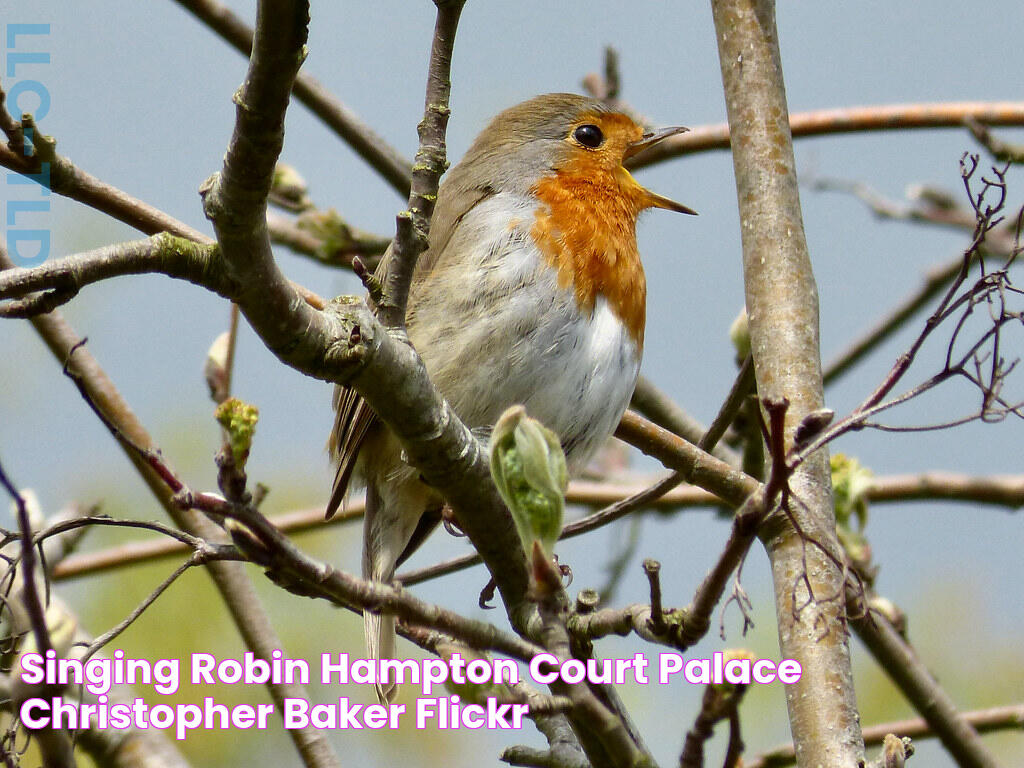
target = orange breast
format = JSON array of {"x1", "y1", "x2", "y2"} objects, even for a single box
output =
[{"x1": 530, "y1": 155, "x2": 649, "y2": 348}]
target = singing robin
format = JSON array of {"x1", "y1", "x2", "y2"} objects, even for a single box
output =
[{"x1": 328, "y1": 92, "x2": 694, "y2": 702}]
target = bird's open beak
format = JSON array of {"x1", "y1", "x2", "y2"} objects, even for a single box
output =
[{"x1": 625, "y1": 126, "x2": 697, "y2": 215}]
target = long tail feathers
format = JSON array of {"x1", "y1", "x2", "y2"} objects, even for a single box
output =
[
  {"x1": 362, "y1": 480, "x2": 421, "y2": 706},
  {"x1": 364, "y1": 611, "x2": 397, "y2": 704}
]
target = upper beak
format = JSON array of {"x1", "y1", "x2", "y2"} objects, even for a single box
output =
[
  {"x1": 625, "y1": 126, "x2": 697, "y2": 216},
  {"x1": 624, "y1": 126, "x2": 689, "y2": 159}
]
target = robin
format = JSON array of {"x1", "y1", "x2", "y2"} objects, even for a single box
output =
[{"x1": 328, "y1": 93, "x2": 694, "y2": 702}]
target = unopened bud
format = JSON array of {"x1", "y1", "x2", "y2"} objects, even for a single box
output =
[
  {"x1": 490, "y1": 405, "x2": 567, "y2": 559},
  {"x1": 729, "y1": 307, "x2": 750, "y2": 362},
  {"x1": 215, "y1": 398, "x2": 259, "y2": 468}
]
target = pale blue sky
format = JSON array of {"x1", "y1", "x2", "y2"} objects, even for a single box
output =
[{"x1": 2, "y1": 2, "x2": 1022, "y2": 766}]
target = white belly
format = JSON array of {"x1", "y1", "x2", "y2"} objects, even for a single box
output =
[{"x1": 408, "y1": 193, "x2": 642, "y2": 468}]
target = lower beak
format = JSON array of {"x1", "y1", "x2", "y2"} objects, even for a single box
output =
[{"x1": 625, "y1": 126, "x2": 697, "y2": 215}]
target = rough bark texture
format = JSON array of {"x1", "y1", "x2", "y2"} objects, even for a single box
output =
[{"x1": 709, "y1": 1, "x2": 864, "y2": 765}]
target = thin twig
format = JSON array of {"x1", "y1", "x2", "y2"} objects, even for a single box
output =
[
  {"x1": 80, "y1": 557, "x2": 198, "y2": 663},
  {"x1": 376, "y1": 0, "x2": 465, "y2": 329},
  {"x1": 797, "y1": 162, "x2": 1023, "y2": 465},
  {"x1": 1, "y1": 246, "x2": 342, "y2": 768},
  {"x1": 679, "y1": 672, "x2": 750, "y2": 768},
  {"x1": 631, "y1": 376, "x2": 742, "y2": 468},
  {"x1": 0, "y1": 461, "x2": 75, "y2": 768},
  {"x1": 700, "y1": 355, "x2": 756, "y2": 453},
  {"x1": 223, "y1": 303, "x2": 240, "y2": 400},
  {"x1": 0, "y1": 462, "x2": 50, "y2": 655},
  {"x1": 965, "y1": 117, "x2": 1024, "y2": 164},
  {"x1": 642, "y1": 559, "x2": 665, "y2": 634}
]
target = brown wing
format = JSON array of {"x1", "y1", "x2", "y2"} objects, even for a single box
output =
[
  {"x1": 325, "y1": 384, "x2": 377, "y2": 518},
  {"x1": 325, "y1": 175, "x2": 495, "y2": 519}
]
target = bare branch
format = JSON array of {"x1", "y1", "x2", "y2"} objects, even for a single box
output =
[
  {"x1": 0, "y1": 473, "x2": 76, "y2": 768},
  {"x1": 0, "y1": 580, "x2": 194, "y2": 768},
  {"x1": 797, "y1": 163, "x2": 1023, "y2": 464},
  {"x1": 267, "y1": 211, "x2": 389, "y2": 270},
  {"x1": 376, "y1": 0, "x2": 465, "y2": 329},
  {"x1": 80, "y1": 557, "x2": 198, "y2": 663},
  {"x1": 851, "y1": 607, "x2": 1000, "y2": 768},
  {"x1": 0, "y1": 246, "x2": 343, "y2": 768},
  {"x1": 172, "y1": 0, "x2": 414, "y2": 196},
  {"x1": 966, "y1": 116, "x2": 1024, "y2": 164},
  {"x1": 709, "y1": 3, "x2": 861, "y2": 766},
  {"x1": 615, "y1": 411, "x2": 760, "y2": 506},
  {"x1": 0, "y1": 237, "x2": 226, "y2": 316},
  {"x1": 631, "y1": 376, "x2": 742, "y2": 468},
  {"x1": 746, "y1": 693, "x2": 1022, "y2": 768},
  {"x1": 530, "y1": 556, "x2": 652, "y2": 768},
  {"x1": 629, "y1": 101, "x2": 1024, "y2": 169},
  {"x1": 0, "y1": 463, "x2": 51, "y2": 656},
  {"x1": 676, "y1": 489, "x2": 767, "y2": 648},
  {"x1": 679, "y1": 664, "x2": 751, "y2": 768}
]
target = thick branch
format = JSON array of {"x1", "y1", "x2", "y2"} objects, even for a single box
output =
[
  {"x1": 710, "y1": 1, "x2": 862, "y2": 766},
  {"x1": 0, "y1": 247, "x2": 342, "y2": 768},
  {"x1": 0, "y1": 237, "x2": 229, "y2": 316}
]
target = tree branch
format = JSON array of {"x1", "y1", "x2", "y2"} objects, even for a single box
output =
[
  {"x1": 710, "y1": 2, "x2": 861, "y2": 766},
  {"x1": 851, "y1": 608, "x2": 1000, "y2": 768},
  {"x1": 744, "y1": 704, "x2": 1024, "y2": 768},
  {"x1": 171, "y1": 0, "x2": 414, "y2": 196},
  {"x1": 376, "y1": 0, "x2": 465, "y2": 329},
  {"x1": 631, "y1": 375, "x2": 742, "y2": 468},
  {"x1": 628, "y1": 101, "x2": 1024, "y2": 169},
  {"x1": 0, "y1": 144, "x2": 207, "y2": 243},
  {"x1": 0, "y1": 237, "x2": 228, "y2": 316},
  {"x1": 0, "y1": 244, "x2": 343, "y2": 768},
  {"x1": 47, "y1": 470, "x2": 1023, "y2": 586},
  {"x1": 0, "y1": 464, "x2": 76, "y2": 768},
  {"x1": 615, "y1": 410, "x2": 759, "y2": 506},
  {"x1": 185, "y1": 0, "x2": 537, "y2": 658}
]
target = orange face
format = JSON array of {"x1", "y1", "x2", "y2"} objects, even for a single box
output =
[{"x1": 529, "y1": 110, "x2": 678, "y2": 349}]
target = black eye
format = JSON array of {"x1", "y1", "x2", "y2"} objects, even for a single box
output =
[{"x1": 573, "y1": 124, "x2": 603, "y2": 149}]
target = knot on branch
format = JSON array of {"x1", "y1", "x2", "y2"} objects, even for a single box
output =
[{"x1": 322, "y1": 295, "x2": 376, "y2": 374}]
